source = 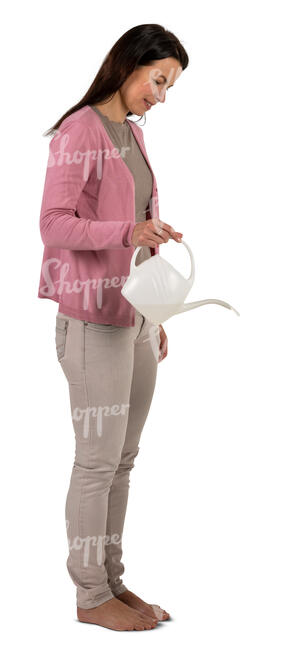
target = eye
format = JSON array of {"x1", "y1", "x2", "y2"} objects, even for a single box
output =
[{"x1": 155, "y1": 80, "x2": 172, "y2": 90}]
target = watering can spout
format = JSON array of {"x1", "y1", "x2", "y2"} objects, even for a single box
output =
[
  {"x1": 176, "y1": 299, "x2": 240, "y2": 317},
  {"x1": 121, "y1": 238, "x2": 240, "y2": 325}
]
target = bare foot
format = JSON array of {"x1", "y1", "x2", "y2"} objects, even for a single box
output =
[
  {"x1": 77, "y1": 597, "x2": 158, "y2": 631},
  {"x1": 116, "y1": 589, "x2": 170, "y2": 621}
]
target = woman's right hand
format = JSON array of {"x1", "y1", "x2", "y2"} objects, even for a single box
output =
[{"x1": 131, "y1": 218, "x2": 183, "y2": 248}]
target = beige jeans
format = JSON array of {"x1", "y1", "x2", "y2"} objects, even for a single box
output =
[{"x1": 55, "y1": 309, "x2": 160, "y2": 609}]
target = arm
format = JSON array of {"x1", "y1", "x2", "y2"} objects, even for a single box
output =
[{"x1": 39, "y1": 119, "x2": 135, "y2": 250}]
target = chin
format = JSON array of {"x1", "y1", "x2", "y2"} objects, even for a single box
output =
[{"x1": 131, "y1": 106, "x2": 144, "y2": 117}]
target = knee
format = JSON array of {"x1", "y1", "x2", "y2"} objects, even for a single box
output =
[
  {"x1": 116, "y1": 448, "x2": 140, "y2": 474},
  {"x1": 72, "y1": 459, "x2": 121, "y2": 488}
]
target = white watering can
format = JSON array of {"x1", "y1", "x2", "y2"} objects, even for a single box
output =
[{"x1": 121, "y1": 239, "x2": 240, "y2": 326}]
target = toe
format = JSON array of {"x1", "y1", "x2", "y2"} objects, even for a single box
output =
[
  {"x1": 151, "y1": 604, "x2": 170, "y2": 620},
  {"x1": 141, "y1": 613, "x2": 157, "y2": 625},
  {"x1": 137, "y1": 615, "x2": 153, "y2": 630}
]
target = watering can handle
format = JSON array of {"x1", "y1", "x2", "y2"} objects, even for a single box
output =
[
  {"x1": 130, "y1": 245, "x2": 142, "y2": 275},
  {"x1": 130, "y1": 239, "x2": 195, "y2": 285}
]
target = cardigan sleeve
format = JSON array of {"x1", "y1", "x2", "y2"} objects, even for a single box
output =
[{"x1": 39, "y1": 119, "x2": 135, "y2": 250}]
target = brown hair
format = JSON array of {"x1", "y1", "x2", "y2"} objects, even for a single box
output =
[{"x1": 43, "y1": 24, "x2": 189, "y2": 137}]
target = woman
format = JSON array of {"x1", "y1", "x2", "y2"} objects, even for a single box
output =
[{"x1": 38, "y1": 23, "x2": 188, "y2": 631}]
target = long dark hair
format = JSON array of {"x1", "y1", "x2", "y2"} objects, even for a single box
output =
[{"x1": 43, "y1": 24, "x2": 189, "y2": 137}]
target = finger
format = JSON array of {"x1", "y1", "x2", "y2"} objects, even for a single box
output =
[
  {"x1": 140, "y1": 236, "x2": 165, "y2": 247},
  {"x1": 147, "y1": 226, "x2": 170, "y2": 244},
  {"x1": 151, "y1": 221, "x2": 183, "y2": 243},
  {"x1": 150, "y1": 218, "x2": 177, "y2": 238},
  {"x1": 143, "y1": 227, "x2": 170, "y2": 245}
]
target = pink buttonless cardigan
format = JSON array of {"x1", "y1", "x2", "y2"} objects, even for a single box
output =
[{"x1": 37, "y1": 104, "x2": 160, "y2": 326}]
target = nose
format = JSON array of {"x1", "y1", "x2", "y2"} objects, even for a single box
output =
[{"x1": 154, "y1": 90, "x2": 166, "y2": 104}]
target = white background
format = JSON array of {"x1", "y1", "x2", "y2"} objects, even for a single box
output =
[{"x1": 2, "y1": 1, "x2": 300, "y2": 648}]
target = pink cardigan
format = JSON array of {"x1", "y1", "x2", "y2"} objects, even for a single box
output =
[{"x1": 37, "y1": 105, "x2": 160, "y2": 326}]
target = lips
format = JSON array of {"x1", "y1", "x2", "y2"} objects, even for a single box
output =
[{"x1": 144, "y1": 99, "x2": 153, "y2": 109}]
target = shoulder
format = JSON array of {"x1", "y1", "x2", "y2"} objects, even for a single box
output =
[
  {"x1": 60, "y1": 105, "x2": 95, "y2": 130},
  {"x1": 55, "y1": 105, "x2": 102, "y2": 147}
]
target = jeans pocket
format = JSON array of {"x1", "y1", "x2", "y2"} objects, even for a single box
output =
[
  {"x1": 84, "y1": 321, "x2": 120, "y2": 334},
  {"x1": 55, "y1": 316, "x2": 69, "y2": 361}
]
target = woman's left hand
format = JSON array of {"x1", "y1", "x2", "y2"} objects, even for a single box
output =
[{"x1": 158, "y1": 324, "x2": 168, "y2": 362}]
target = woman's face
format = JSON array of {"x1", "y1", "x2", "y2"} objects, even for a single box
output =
[{"x1": 121, "y1": 57, "x2": 182, "y2": 116}]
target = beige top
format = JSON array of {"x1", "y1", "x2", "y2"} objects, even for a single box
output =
[{"x1": 90, "y1": 105, "x2": 153, "y2": 266}]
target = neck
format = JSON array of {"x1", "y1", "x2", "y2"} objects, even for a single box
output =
[{"x1": 93, "y1": 94, "x2": 128, "y2": 124}]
